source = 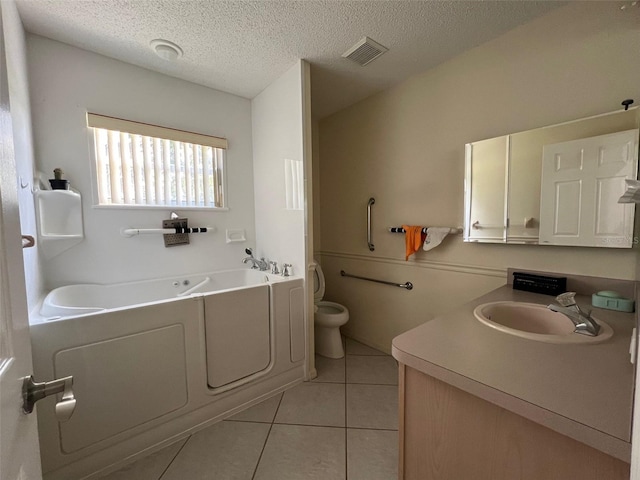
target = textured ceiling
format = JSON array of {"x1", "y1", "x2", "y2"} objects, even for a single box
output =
[{"x1": 15, "y1": 0, "x2": 564, "y2": 119}]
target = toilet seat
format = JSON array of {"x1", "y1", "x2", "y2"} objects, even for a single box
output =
[{"x1": 313, "y1": 262, "x2": 326, "y2": 302}]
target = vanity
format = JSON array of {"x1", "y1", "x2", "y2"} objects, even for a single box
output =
[{"x1": 392, "y1": 270, "x2": 635, "y2": 480}]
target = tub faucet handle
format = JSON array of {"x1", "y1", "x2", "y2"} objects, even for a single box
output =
[
  {"x1": 270, "y1": 261, "x2": 280, "y2": 275},
  {"x1": 282, "y1": 263, "x2": 292, "y2": 277}
]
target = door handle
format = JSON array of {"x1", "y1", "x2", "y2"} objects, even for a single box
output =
[{"x1": 22, "y1": 375, "x2": 76, "y2": 422}]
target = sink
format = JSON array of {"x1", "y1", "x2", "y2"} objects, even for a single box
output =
[{"x1": 473, "y1": 301, "x2": 613, "y2": 344}]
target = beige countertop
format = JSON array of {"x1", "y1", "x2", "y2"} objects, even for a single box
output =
[{"x1": 392, "y1": 285, "x2": 635, "y2": 462}]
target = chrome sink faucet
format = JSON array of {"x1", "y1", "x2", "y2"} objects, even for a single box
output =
[
  {"x1": 242, "y1": 248, "x2": 269, "y2": 271},
  {"x1": 547, "y1": 292, "x2": 601, "y2": 336}
]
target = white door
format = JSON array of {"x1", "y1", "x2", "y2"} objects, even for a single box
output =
[
  {"x1": 0, "y1": 9, "x2": 43, "y2": 479},
  {"x1": 539, "y1": 129, "x2": 638, "y2": 247}
]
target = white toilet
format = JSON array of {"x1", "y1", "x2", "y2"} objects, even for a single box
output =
[{"x1": 313, "y1": 261, "x2": 349, "y2": 358}]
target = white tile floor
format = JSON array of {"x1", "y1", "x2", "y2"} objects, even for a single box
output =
[{"x1": 100, "y1": 337, "x2": 398, "y2": 480}]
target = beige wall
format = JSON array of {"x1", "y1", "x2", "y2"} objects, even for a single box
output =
[
  {"x1": 318, "y1": 2, "x2": 640, "y2": 352},
  {"x1": 312, "y1": 119, "x2": 322, "y2": 253}
]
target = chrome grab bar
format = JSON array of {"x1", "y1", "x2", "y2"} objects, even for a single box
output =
[
  {"x1": 341, "y1": 270, "x2": 413, "y2": 290},
  {"x1": 367, "y1": 197, "x2": 375, "y2": 251}
]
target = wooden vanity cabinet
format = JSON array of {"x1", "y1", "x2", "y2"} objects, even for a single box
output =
[{"x1": 398, "y1": 364, "x2": 630, "y2": 480}]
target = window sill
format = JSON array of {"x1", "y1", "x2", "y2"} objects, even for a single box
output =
[{"x1": 91, "y1": 204, "x2": 229, "y2": 212}]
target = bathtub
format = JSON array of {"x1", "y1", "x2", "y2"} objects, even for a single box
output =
[
  {"x1": 30, "y1": 269, "x2": 306, "y2": 480},
  {"x1": 38, "y1": 269, "x2": 278, "y2": 319}
]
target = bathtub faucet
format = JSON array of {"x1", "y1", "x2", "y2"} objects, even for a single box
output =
[{"x1": 242, "y1": 249, "x2": 269, "y2": 271}]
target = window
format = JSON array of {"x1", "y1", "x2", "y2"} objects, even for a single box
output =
[{"x1": 87, "y1": 113, "x2": 227, "y2": 208}]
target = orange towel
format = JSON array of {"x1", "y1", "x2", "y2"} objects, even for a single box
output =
[{"x1": 402, "y1": 225, "x2": 425, "y2": 261}]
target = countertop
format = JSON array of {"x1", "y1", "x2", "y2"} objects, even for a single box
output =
[{"x1": 392, "y1": 285, "x2": 636, "y2": 462}]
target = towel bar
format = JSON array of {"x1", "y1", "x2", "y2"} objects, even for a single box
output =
[
  {"x1": 341, "y1": 270, "x2": 413, "y2": 290},
  {"x1": 388, "y1": 227, "x2": 462, "y2": 234},
  {"x1": 387, "y1": 227, "x2": 463, "y2": 235}
]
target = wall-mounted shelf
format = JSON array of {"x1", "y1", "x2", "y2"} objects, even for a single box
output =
[{"x1": 35, "y1": 189, "x2": 83, "y2": 258}]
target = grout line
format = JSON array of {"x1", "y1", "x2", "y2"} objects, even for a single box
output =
[
  {"x1": 344, "y1": 351, "x2": 348, "y2": 384},
  {"x1": 251, "y1": 423, "x2": 274, "y2": 480},
  {"x1": 271, "y1": 420, "x2": 346, "y2": 429},
  {"x1": 272, "y1": 391, "x2": 285, "y2": 424},
  {"x1": 344, "y1": 342, "x2": 348, "y2": 479},
  {"x1": 224, "y1": 418, "x2": 273, "y2": 425},
  {"x1": 344, "y1": 341, "x2": 348, "y2": 477},
  {"x1": 346, "y1": 425, "x2": 399, "y2": 432},
  {"x1": 262, "y1": 422, "x2": 398, "y2": 432},
  {"x1": 343, "y1": 337, "x2": 348, "y2": 479},
  {"x1": 344, "y1": 378, "x2": 348, "y2": 479},
  {"x1": 251, "y1": 394, "x2": 283, "y2": 480},
  {"x1": 345, "y1": 382, "x2": 399, "y2": 387},
  {"x1": 157, "y1": 435, "x2": 191, "y2": 480}
]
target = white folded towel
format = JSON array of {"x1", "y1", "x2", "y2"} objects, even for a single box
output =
[{"x1": 423, "y1": 227, "x2": 450, "y2": 252}]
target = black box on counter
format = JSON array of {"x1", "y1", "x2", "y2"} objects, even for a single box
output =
[{"x1": 512, "y1": 272, "x2": 567, "y2": 296}]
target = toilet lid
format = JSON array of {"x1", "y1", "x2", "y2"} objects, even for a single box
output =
[{"x1": 313, "y1": 261, "x2": 325, "y2": 302}]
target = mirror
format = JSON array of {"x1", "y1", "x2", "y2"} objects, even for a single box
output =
[{"x1": 464, "y1": 108, "x2": 639, "y2": 247}]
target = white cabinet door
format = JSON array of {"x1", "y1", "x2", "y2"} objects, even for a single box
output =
[
  {"x1": 0, "y1": 8, "x2": 42, "y2": 479},
  {"x1": 539, "y1": 129, "x2": 638, "y2": 247},
  {"x1": 465, "y1": 135, "x2": 509, "y2": 242}
]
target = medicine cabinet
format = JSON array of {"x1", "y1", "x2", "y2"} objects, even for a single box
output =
[{"x1": 464, "y1": 108, "x2": 639, "y2": 248}]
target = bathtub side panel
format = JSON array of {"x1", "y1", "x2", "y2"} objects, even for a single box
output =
[
  {"x1": 289, "y1": 285, "x2": 305, "y2": 362},
  {"x1": 55, "y1": 324, "x2": 188, "y2": 453},
  {"x1": 270, "y1": 278, "x2": 305, "y2": 367},
  {"x1": 204, "y1": 284, "x2": 271, "y2": 388},
  {"x1": 30, "y1": 298, "x2": 201, "y2": 475}
]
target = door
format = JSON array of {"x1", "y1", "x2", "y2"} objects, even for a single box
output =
[
  {"x1": 539, "y1": 129, "x2": 638, "y2": 247},
  {"x1": 0, "y1": 5, "x2": 43, "y2": 478}
]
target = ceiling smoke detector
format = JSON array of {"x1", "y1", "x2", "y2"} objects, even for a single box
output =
[
  {"x1": 150, "y1": 39, "x2": 183, "y2": 61},
  {"x1": 342, "y1": 36, "x2": 388, "y2": 66}
]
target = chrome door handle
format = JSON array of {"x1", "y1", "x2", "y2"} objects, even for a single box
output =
[{"x1": 22, "y1": 375, "x2": 76, "y2": 422}]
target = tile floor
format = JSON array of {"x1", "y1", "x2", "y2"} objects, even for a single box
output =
[{"x1": 100, "y1": 338, "x2": 399, "y2": 480}]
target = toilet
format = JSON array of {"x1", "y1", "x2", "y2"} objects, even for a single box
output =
[{"x1": 313, "y1": 261, "x2": 349, "y2": 358}]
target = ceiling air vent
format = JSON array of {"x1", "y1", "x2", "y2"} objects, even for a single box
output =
[{"x1": 342, "y1": 36, "x2": 388, "y2": 66}]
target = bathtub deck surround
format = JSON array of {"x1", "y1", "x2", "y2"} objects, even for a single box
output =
[
  {"x1": 36, "y1": 268, "x2": 287, "y2": 319},
  {"x1": 98, "y1": 338, "x2": 398, "y2": 480},
  {"x1": 30, "y1": 269, "x2": 305, "y2": 480},
  {"x1": 393, "y1": 271, "x2": 635, "y2": 479}
]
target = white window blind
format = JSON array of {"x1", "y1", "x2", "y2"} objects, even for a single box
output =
[{"x1": 88, "y1": 113, "x2": 227, "y2": 208}]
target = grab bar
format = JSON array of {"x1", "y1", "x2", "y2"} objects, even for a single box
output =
[
  {"x1": 177, "y1": 277, "x2": 211, "y2": 297},
  {"x1": 121, "y1": 227, "x2": 213, "y2": 237},
  {"x1": 341, "y1": 270, "x2": 413, "y2": 290},
  {"x1": 367, "y1": 197, "x2": 375, "y2": 251}
]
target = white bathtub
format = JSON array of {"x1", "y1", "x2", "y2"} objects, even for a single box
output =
[
  {"x1": 37, "y1": 269, "x2": 280, "y2": 319},
  {"x1": 30, "y1": 269, "x2": 306, "y2": 480}
]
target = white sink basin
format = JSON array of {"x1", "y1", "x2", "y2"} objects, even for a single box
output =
[{"x1": 473, "y1": 301, "x2": 613, "y2": 344}]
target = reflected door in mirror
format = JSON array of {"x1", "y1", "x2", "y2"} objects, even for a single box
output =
[{"x1": 539, "y1": 129, "x2": 638, "y2": 248}]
